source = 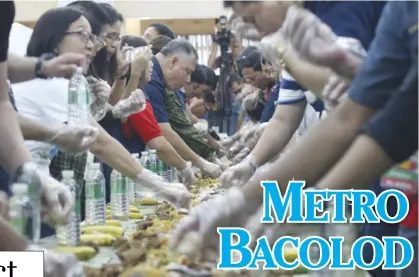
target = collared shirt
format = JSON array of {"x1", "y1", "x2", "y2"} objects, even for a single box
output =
[
  {"x1": 277, "y1": 1, "x2": 386, "y2": 112},
  {"x1": 143, "y1": 57, "x2": 169, "y2": 123},
  {"x1": 260, "y1": 82, "x2": 280, "y2": 123}
]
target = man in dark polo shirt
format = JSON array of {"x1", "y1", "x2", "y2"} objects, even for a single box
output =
[{"x1": 143, "y1": 39, "x2": 222, "y2": 178}]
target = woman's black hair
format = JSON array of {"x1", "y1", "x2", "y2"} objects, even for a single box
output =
[
  {"x1": 90, "y1": 3, "x2": 124, "y2": 83},
  {"x1": 66, "y1": 1, "x2": 107, "y2": 35},
  {"x1": 149, "y1": 35, "x2": 173, "y2": 55},
  {"x1": 121, "y1": 35, "x2": 147, "y2": 48},
  {"x1": 239, "y1": 50, "x2": 263, "y2": 72},
  {"x1": 27, "y1": 7, "x2": 84, "y2": 57},
  {"x1": 149, "y1": 23, "x2": 176, "y2": 39},
  {"x1": 227, "y1": 72, "x2": 244, "y2": 90}
]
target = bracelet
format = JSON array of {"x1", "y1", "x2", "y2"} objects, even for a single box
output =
[{"x1": 276, "y1": 45, "x2": 288, "y2": 70}]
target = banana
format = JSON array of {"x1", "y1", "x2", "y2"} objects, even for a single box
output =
[
  {"x1": 284, "y1": 247, "x2": 298, "y2": 262},
  {"x1": 106, "y1": 220, "x2": 122, "y2": 227},
  {"x1": 53, "y1": 246, "x2": 96, "y2": 261},
  {"x1": 129, "y1": 213, "x2": 144, "y2": 219},
  {"x1": 81, "y1": 233, "x2": 115, "y2": 246},
  {"x1": 81, "y1": 225, "x2": 124, "y2": 237},
  {"x1": 129, "y1": 206, "x2": 141, "y2": 213},
  {"x1": 139, "y1": 198, "x2": 158, "y2": 205}
]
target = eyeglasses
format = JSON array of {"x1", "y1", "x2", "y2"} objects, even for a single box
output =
[{"x1": 65, "y1": 31, "x2": 97, "y2": 45}]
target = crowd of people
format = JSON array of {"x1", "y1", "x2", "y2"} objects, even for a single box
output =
[{"x1": 0, "y1": 0, "x2": 417, "y2": 277}]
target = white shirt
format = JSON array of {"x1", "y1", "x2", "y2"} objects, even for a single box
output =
[{"x1": 12, "y1": 78, "x2": 69, "y2": 156}]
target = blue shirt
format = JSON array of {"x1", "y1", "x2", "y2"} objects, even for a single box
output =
[
  {"x1": 260, "y1": 83, "x2": 280, "y2": 123},
  {"x1": 277, "y1": 1, "x2": 386, "y2": 112},
  {"x1": 175, "y1": 89, "x2": 187, "y2": 111},
  {"x1": 143, "y1": 57, "x2": 169, "y2": 123},
  {"x1": 349, "y1": 1, "x2": 418, "y2": 162}
]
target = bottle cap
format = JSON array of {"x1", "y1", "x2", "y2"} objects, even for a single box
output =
[
  {"x1": 131, "y1": 153, "x2": 138, "y2": 158},
  {"x1": 11, "y1": 183, "x2": 28, "y2": 194},
  {"x1": 141, "y1": 151, "x2": 148, "y2": 155},
  {"x1": 90, "y1": 163, "x2": 100, "y2": 170},
  {"x1": 62, "y1": 170, "x2": 74, "y2": 178},
  {"x1": 150, "y1": 149, "x2": 156, "y2": 154}
]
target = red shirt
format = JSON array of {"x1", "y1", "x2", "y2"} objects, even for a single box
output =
[{"x1": 123, "y1": 101, "x2": 163, "y2": 143}]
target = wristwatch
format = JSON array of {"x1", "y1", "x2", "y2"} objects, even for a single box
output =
[{"x1": 35, "y1": 53, "x2": 56, "y2": 79}]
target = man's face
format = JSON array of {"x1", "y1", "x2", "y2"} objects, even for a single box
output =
[
  {"x1": 143, "y1": 26, "x2": 159, "y2": 43},
  {"x1": 231, "y1": 1, "x2": 292, "y2": 36},
  {"x1": 184, "y1": 82, "x2": 209, "y2": 99},
  {"x1": 242, "y1": 67, "x2": 268, "y2": 88},
  {"x1": 231, "y1": 81, "x2": 244, "y2": 95},
  {"x1": 163, "y1": 56, "x2": 197, "y2": 91}
]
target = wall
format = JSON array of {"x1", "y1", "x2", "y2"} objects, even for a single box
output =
[{"x1": 14, "y1": 0, "x2": 230, "y2": 21}]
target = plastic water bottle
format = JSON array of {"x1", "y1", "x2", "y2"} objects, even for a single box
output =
[
  {"x1": 68, "y1": 67, "x2": 90, "y2": 126},
  {"x1": 9, "y1": 183, "x2": 33, "y2": 239},
  {"x1": 148, "y1": 149, "x2": 159, "y2": 174},
  {"x1": 164, "y1": 162, "x2": 172, "y2": 182},
  {"x1": 56, "y1": 170, "x2": 80, "y2": 246},
  {"x1": 172, "y1": 166, "x2": 178, "y2": 182},
  {"x1": 137, "y1": 152, "x2": 156, "y2": 200},
  {"x1": 32, "y1": 151, "x2": 50, "y2": 175},
  {"x1": 127, "y1": 153, "x2": 139, "y2": 203},
  {"x1": 111, "y1": 170, "x2": 129, "y2": 220},
  {"x1": 15, "y1": 163, "x2": 41, "y2": 244},
  {"x1": 85, "y1": 163, "x2": 106, "y2": 225}
]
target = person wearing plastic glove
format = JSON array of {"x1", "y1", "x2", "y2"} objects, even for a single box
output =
[{"x1": 193, "y1": 119, "x2": 209, "y2": 137}]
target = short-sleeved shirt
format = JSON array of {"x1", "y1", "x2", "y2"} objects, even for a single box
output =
[
  {"x1": 0, "y1": 1, "x2": 15, "y2": 62},
  {"x1": 143, "y1": 57, "x2": 169, "y2": 123},
  {"x1": 277, "y1": 1, "x2": 386, "y2": 110},
  {"x1": 123, "y1": 101, "x2": 163, "y2": 145}
]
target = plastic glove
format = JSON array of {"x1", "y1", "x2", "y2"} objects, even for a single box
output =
[
  {"x1": 207, "y1": 155, "x2": 228, "y2": 171},
  {"x1": 219, "y1": 137, "x2": 236, "y2": 149},
  {"x1": 27, "y1": 245, "x2": 85, "y2": 277},
  {"x1": 230, "y1": 16, "x2": 264, "y2": 41},
  {"x1": 219, "y1": 155, "x2": 258, "y2": 188},
  {"x1": 177, "y1": 162, "x2": 196, "y2": 188},
  {"x1": 112, "y1": 89, "x2": 146, "y2": 118},
  {"x1": 236, "y1": 84, "x2": 258, "y2": 103},
  {"x1": 246, "y1": 122, "x2": 269, "y2": 151},
  {"x1": 232, "y1": 147, "x2": 250, "y2": 165},
  {"x1": 195, "y1": 157, "x2": 222, "y2": 179},
  {"x1": 170, "y1": 187, "x2": 257, "y2": 257},
  {"x1": 259, "y1": 30, "x2": 288, "y2": 71},
  {"x1": 86, "y1": 77, "x2": 111, "y2": 121},
  {"x1": 48, "y1": 125, "x2": 99, "y2": 155},
  {"x1": 135, "y1": 169, "x2": 192, "y2": 209},
  {"x1": 228, "y1": 141, "x2": 244, "y2": 159},
  {"x1": 322, "y1": 73, "x2": 349, "y2": 111},
  {"x1": 193, "y1": 120, "x2": 209, "y2": 137}
]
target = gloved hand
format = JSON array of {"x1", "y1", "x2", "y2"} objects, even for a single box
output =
[
  {"x1": 236, "y1": 84, "x2": 258, "y2": 104},
  {"x1": 232, "y1": 147, "x2": 250, "y2": 165},
  {"x1": 177, "y1": 162, "x2": 196, "y2": 188},
  {"x1": 220, "y1": 154, "x2": 258, "y2": 188},
  {"x1": 230, "y1": 16, "x2": 263, "y2": 41},
  {"x1": 207, "y1": 155, "x2": 228, "y2": 171},
  {"x1": 193, "y1": 120, "x2": 209, "y2": 137},
  {"x1": 246, "y1": 122, "x2": 269, "y2": 151},
  {"x1": 194, "y1": 157, "x2": 222, "y2": 179},
  {"x1": 112, "y1": 89, "x2": 146, "y2": 118},
  {"x1": 87, "y1": 77, "x2": 111, "y2": 121},
  {"x1": 322, "y1": 73, "x2": 349, "y2": 111},
  {"x1": 219, "y1": 137, "x2": 236, "y2": 149},
  {"x1": 281, "y1": 6, "x2": 365, "y2": 80},
  {"x1": 27, "y1": 245, "x2": 85, "y2": 277},
  {"x1": 259, "y1": 30, "x2": 288, "y2": 71},
  {"x1": 228, "y1": 141, "x2": 244, "y2": 159},
  {"x1": 38, "y1": 171, "x2": 74, "y2": 224},
  {"x1": 135, "y1": 169, "x2": 192, "y2": 209},
  {"x1": 170, "y1": 187, "x2": 257, "y2": 257},
  {"x1": 48, "y1": 125, "x2": 99, "y2": 155}
]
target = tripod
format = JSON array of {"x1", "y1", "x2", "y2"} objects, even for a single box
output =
[{"x1": 215, "y1": 50, "x2": 234, "y2": 134}]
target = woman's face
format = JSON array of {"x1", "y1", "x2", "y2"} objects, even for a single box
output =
[
  {"x1": 56, "y1": 15, "x2": 94, "y2": 72},
  {"x1": 103, "y1": 20, "x2": 122, "y2": 55},
  {"x1": 143, "y1": 26, "x2": 159, "y2": 43}
]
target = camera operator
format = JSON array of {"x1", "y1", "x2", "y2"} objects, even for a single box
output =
[{"x1": 207, "y1": 27, "x2": 243, "y2": 72}]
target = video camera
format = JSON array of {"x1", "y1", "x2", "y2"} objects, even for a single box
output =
[{"x1": 214, "y1": 15, "x2": 232, "y2": 54}]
